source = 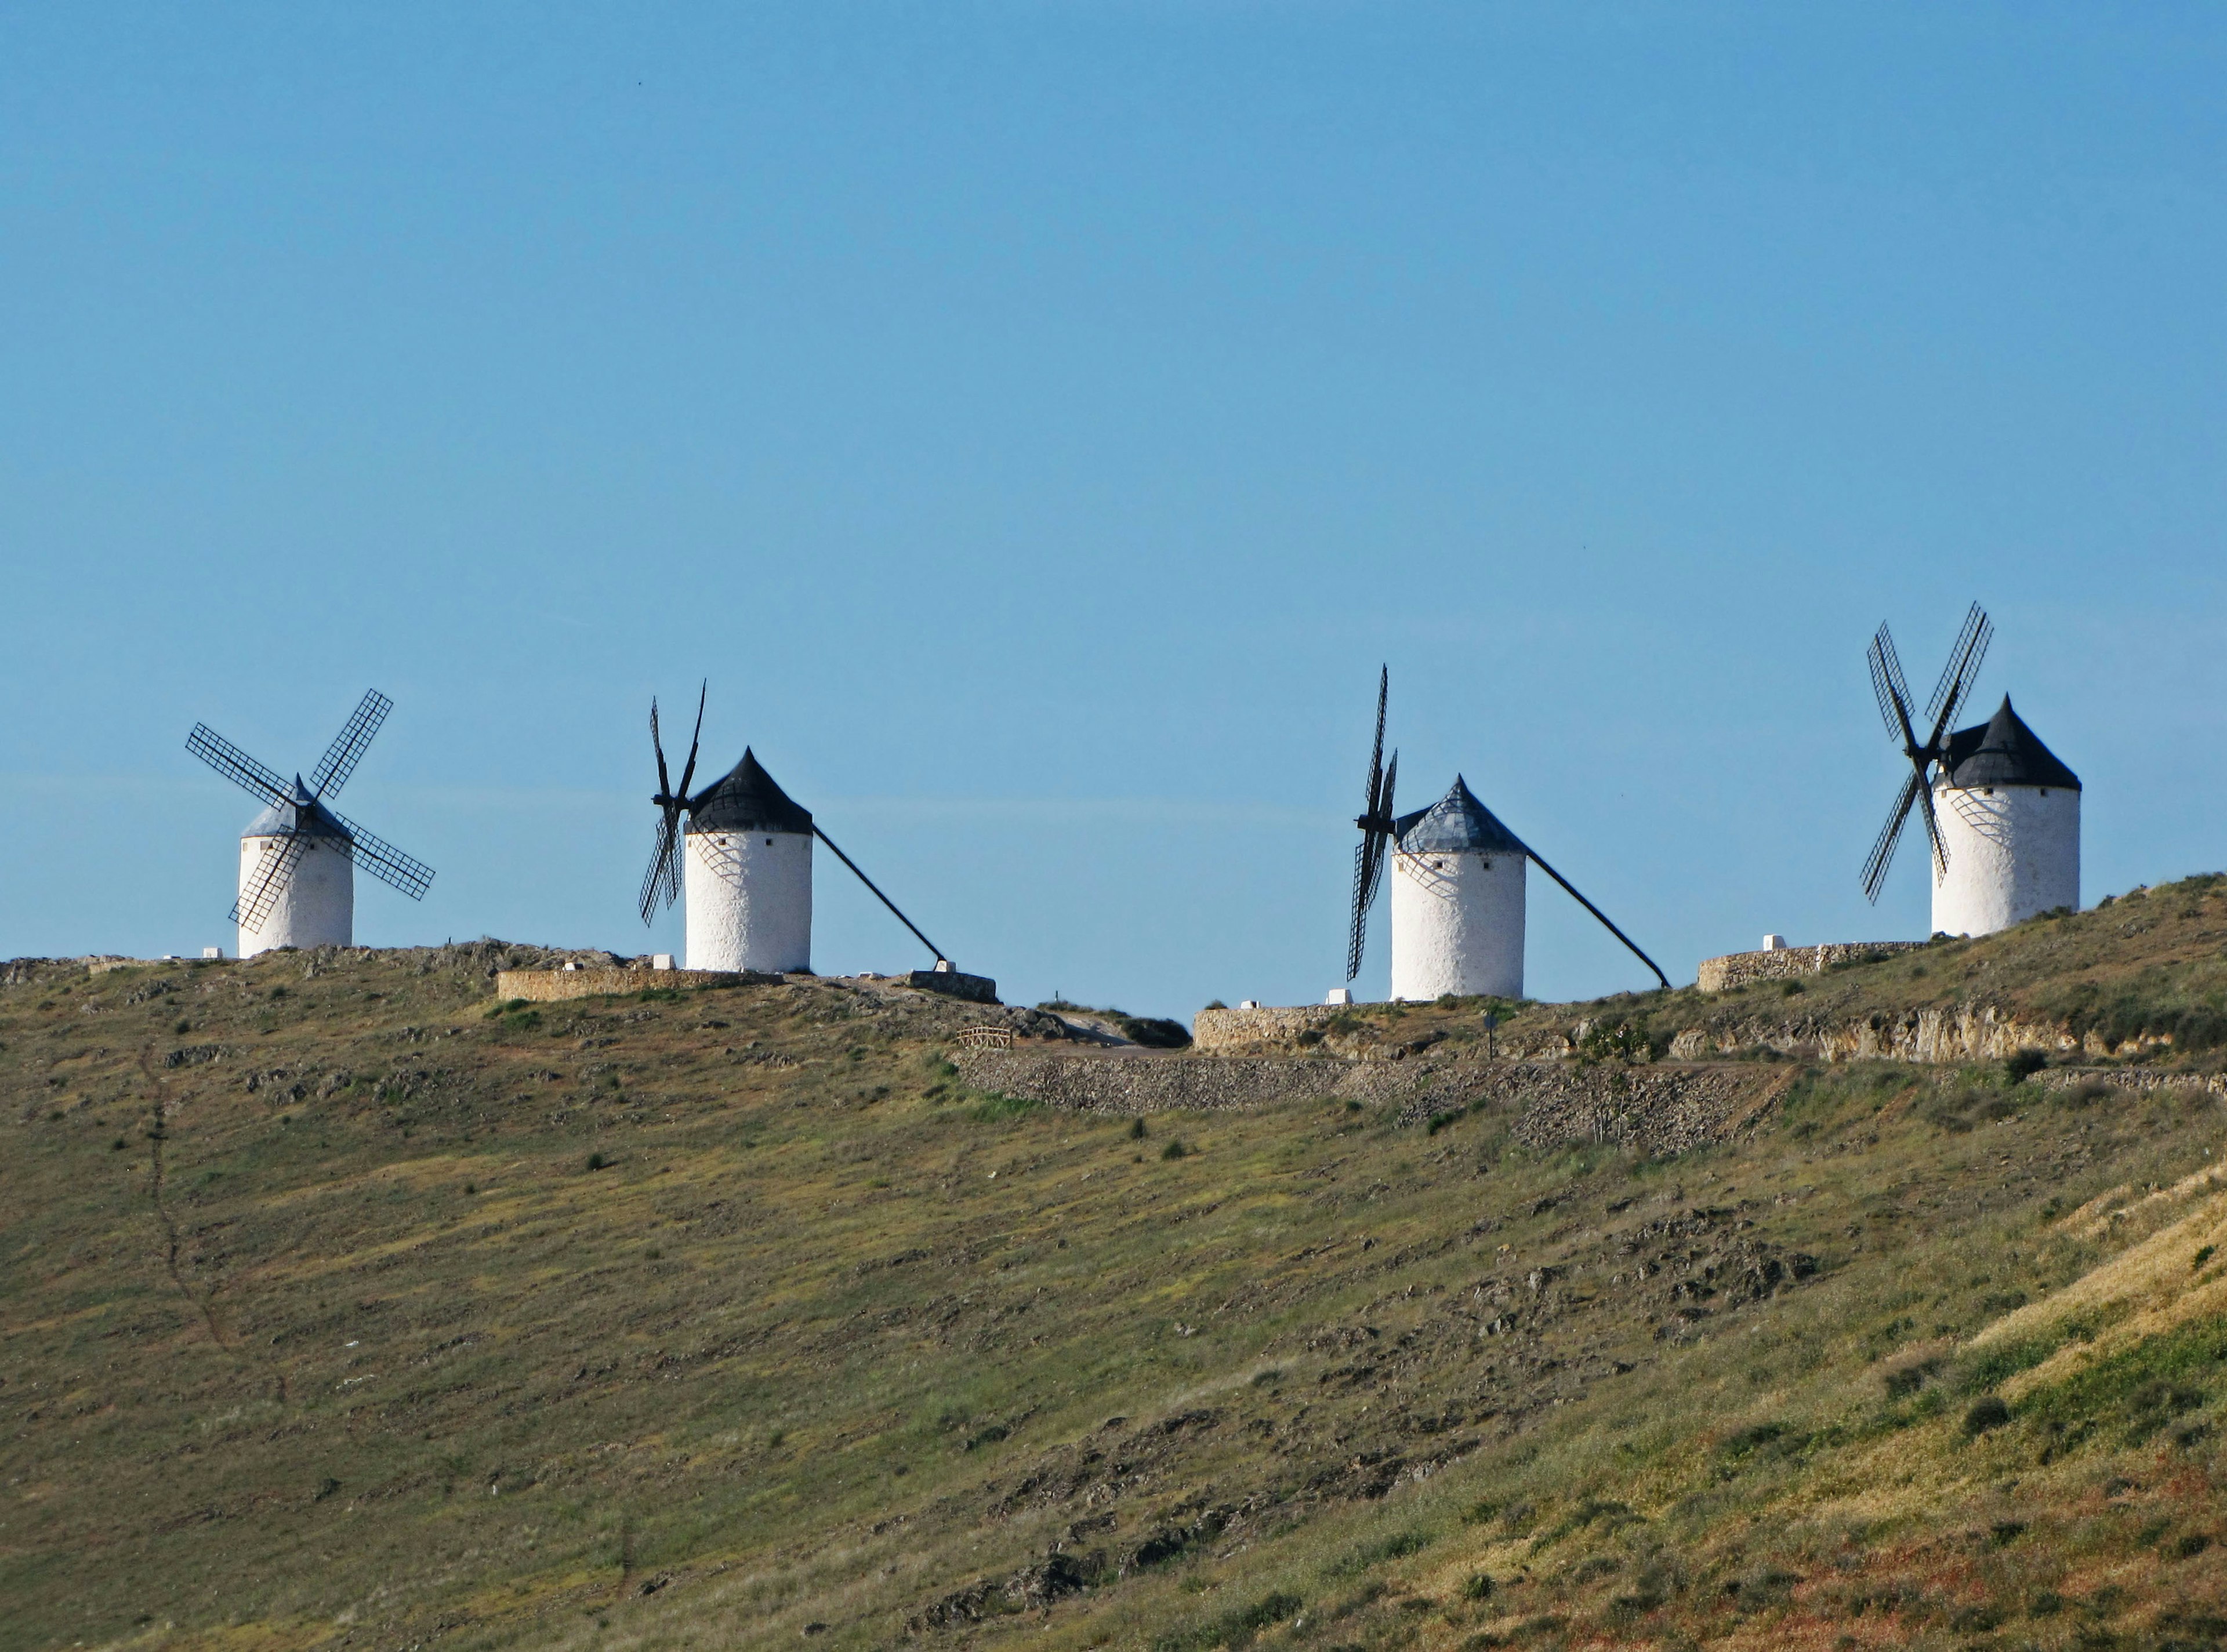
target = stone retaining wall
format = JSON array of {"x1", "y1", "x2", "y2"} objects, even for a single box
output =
[
  {"x1": 494, "y1": 967, "x2": 782, "y2": 1003},
  {"x1": 1192, "y1": 1005, "x2": 1342, "y2": 1052},
  {"x1": 950, "y1": 1048, "x2": 1789, "y2": 1157},
  {"x1": 1698, "y1": 942, "x2": 1924, "y2": 993}
]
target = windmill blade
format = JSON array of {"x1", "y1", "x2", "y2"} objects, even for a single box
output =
[
  {"x1": 1345, "y1": 840, "x2": 1375, "y2": 982},
  {"x1": 1914, "y1": 772, "x2": 1951, "y2": 880},
  {"x1": 1860, "y1": 771, "x2": 1923, "y2": 903},
  {"x1": 813, "y1": 825, "x2": 947, "y2": 964},
  {"x1": 309, "y1": 690, "x2": 393, "y2": 800},
  {"x1": 1866, "y1": 629, "x2": 1920, "y2": 749},
  {"x1": 1344, "y1": 669, "x2": 1395, "y2": 982},
  {"x1": 232, "y1": 829, "x2": 311, "y2": 930},
  {"x1": 1925, "y1": 604, "x2": 1993, "y2": 747},
  {"x1": 639, "y1": 810, "x2": 681, "y2": 925},
  {"x1": 1367, "y1": 665, "x2": 1387, "y2": 793},
  {"x1": 1924, "y1": 602, "x2": 1989, "y2": 726},
  {"x1": 186, "y1": 724, "x2": 289, "y2": 807},
  {"x1": 675, "y1": 681, "x2": 706, "y2": 803},
  {"x1": 650, "y1": 697, "x2": 673, "y2": 800},
  {"x1": 324, "y1": 807, "x2": 435, "y2": 901},
  {"x1": 1522, "y1": 844, "x2": 1670, "y2": 990}
]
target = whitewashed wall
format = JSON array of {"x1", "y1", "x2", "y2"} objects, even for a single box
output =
[
  {"x1": 1390, "y1": 849, "x2": 1526, "y2": 1000},
  {"x1": 1930, "y1": 782, "x2": 2080, "y2": 936},
  {"x1": 236, "y1": 834, "x2": 353, "y2": 956},
  {"x1": 685, "y1": 829, "x2": 813, "y2": 972}
]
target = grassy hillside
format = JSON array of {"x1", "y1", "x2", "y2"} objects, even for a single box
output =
[{"x1": 6, "y1": 881, "x2": 2227, "y2": 1651}]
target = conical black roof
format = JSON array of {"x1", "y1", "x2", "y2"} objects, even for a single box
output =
[
  {"x1": 1941, "y1": 696, "x2": 2081, "y2": 791},
  {"x1": 1393, "y1": 776, "x2": 1528, "y2": 855},
  {"x1": 687, "y1": 748, "x2": 814, "y2": 834},
  {"x1": 242, "y1": 776, "x2": 351, "y2": 841}
]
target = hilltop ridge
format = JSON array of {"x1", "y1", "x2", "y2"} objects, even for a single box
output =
[{"x1": 5, "y1": 878, "x2": 2227, "y2": 1651}]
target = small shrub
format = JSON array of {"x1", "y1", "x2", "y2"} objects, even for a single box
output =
[
  {"x1": 1202, "y1": 999, "x2": 1227, "y2": 1011},
  {"x1": 1129, "y1": 1117, "x2": 1148, "y2": 1140},
  {"x1": 1160, "y1": 1139, "x2": 1189, "y2": 1160},
  {"x1": 1781, "y1": 980, "x2": 1805, "y2": 997},
  {"x1": 1964, "y1": 1396, "x2": 2011, "y2": 1436},
  {"x1": 1460, "y1": 1573, "x2": 1494, "y2": 1602},
  {"x1": 2196, "y1": 1246, "x2": 2215, "y2": 1272},
  {"x1": 585, "y1": 1152, "x2": 608, "y2": 1172}
]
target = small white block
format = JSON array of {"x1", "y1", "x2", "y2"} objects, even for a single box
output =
[
  {"x1": 651, "y1": 954, "x2": 674, "y2": 971},
  {"x1": 1762, "y1": 934, "x2": 1786, "y2": 952},
  {"x1": 1325, "y1": 987, "x2": 1353, "y2": 1005},
  {"x1": 562, "y1": 960, "x2": 579, "y2": 972},
  {"x1": 202, "y1": 946, "x2": 223, "y2": 960},
  {"x1": 933, "y1": 959, "x2": 953, "y2": 973},
  {"x1": 1239, "y1": 999, "x2": 1261, "y2": 1010}
]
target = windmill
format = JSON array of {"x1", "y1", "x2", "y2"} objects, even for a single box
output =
[
  {"x1": 637, "y1": 685, "x2": 949, "y2": 974},
  {"x1": 186, "y1": 691, "x2": 434, "y2": 957},
  {"x1": 1860, "y1": 603, "x2": 2081, "y2": 936},
  {"x1": 1344, "y1": 667, "x2": 1667, "y2": 999},
  {"x1": 1858, "y1": 601, "x2": 1993, "y2": 905}
]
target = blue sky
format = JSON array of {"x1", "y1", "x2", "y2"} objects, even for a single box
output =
[{"x1": 3, "y1": 4, "x2": 2222, "y2": 1019}]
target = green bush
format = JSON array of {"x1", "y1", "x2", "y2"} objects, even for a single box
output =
[{"x1": 1963, "y1": 1396, "x2": 2011, "y2": 1436}]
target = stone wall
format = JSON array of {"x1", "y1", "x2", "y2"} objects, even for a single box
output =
[
  {"x1": 1697, "y1": 941, "x2": 1924, "y2": 993},
  {"x1": 949, "y1": 1048, "x2": 1789, "y2": 1157},
  {"x1": 1192, "y1": 1005, "x2": 1343, "y2": 1051},
  {"x1": 494, "y1": 966, "x2": 783, "y2": 1003}
]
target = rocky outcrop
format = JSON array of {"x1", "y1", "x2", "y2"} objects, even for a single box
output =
[{"x1": 1671, "y1": 1004, "x2": 2174, "y2": 1065}]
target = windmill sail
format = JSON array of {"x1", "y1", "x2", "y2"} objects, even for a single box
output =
[{"x1": 1860, "y1": 603, "x2": 1992, "y2": 903}]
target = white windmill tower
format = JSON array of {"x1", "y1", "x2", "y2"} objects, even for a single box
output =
[
  {"x1": 1860, "y1": 605, "x2": 2082, "y2": 938},
  {"x1": 637, "y1": 686, "x2": 953, "y2": 974},
  {"x1": 1344, "y1": 669, "x2": 1667, "y2": 1001},
  {"x1": 186, "y1": 692, "x2": 435, "y2": 956}
]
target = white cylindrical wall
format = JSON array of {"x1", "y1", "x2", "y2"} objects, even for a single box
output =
[
  {"x1": 685, "y1": 829, "x2": 813, "y2": 972},
  {"x1": 1390, "y1": 849, "x2": 1525, "y2": 1001},
  {"x1": 1929, "y1": 782, "x2": 2080, "y2": 938},
  {"x1": 237, "y1": 834, "x2": 354, "y2": 957}
]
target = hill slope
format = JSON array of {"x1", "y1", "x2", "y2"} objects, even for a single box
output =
[{"x1": 6, "y1": 881, "x2": 2227, "y2": 1652}]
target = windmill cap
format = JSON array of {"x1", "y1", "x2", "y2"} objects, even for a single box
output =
[
  {"x1": 242, "y1": 776, "x2": 351, "y2": 841},
  {"x1": 688, "y1": 747, "x2": 814, "y2": 834},
  {"x1": 1941, "y1": 696, "x2": 2081, "y2": 791},
  {"x1": 1394, "y1": 775, "x2": 1528, "y2": 854}
]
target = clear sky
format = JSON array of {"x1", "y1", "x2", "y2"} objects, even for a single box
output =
[{"x1": 3, "y1": 4, "x2": 2222, "y2": 1020}]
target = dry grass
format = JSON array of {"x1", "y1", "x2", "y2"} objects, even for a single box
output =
[{"x1": 6, "y1": 920, "x2": 2227, "y2": 1651}]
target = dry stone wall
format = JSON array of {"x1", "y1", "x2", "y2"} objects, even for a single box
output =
[
  {"x1": 1192, "y1": 1005, "x2": 1341, "y2": 1051},
  {"x1": 495, "y1": 967, "x2": 784, "y2": 1003},
  {"x1": 1697, "y1": 942, "x2": 1923, "y2": 993}
]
